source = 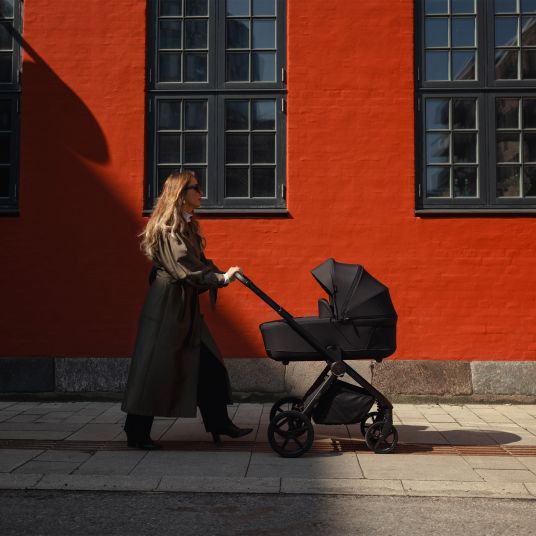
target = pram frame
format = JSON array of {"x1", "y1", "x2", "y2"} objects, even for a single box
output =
[{"x1": 236, "y1": 273, "x2": 394, "y2": 438}]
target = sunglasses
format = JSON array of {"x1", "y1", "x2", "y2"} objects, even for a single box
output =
[{"x1": 184, "y1": 183, "x2": 203, "y2": 194}]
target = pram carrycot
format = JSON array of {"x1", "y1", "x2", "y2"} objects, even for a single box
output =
[{"x1": 236, "y1": 258, "x2": 398, "y2": 457}]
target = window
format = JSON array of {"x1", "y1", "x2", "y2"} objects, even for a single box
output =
[
  {"x1": 416, "y1": 0, "x2": 536, "y2": 211},
  {"x1": 146, "y1": 0, "x2": 286, "y2": 212},
  {"x1": 0, "y1": 0, "x2": 21, "y2": 214}
]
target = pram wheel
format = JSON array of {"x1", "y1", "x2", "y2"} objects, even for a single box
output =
[
  {"x1": 364, "y1": 421, "x2": 398, "y2": 454},
  {"x1": 268, "y1": 410, "x2": 314, "y2": 458},
  {"x1": 269, "y1": 396, "x2": 304, "y2": 422},
  {"x1": 360, "y1": 411, "x2": 380, "y2": 437}
]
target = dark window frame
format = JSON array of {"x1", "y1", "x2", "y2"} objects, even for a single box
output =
[
  {"x1": 0, "y1": 0, "x2": 22, "y2": 215},
  {"x1": 416, "y1": 0, "x2": 536, "y2": 213},
  {"x1": 145, "y1": 0, "x2": 287, "y2": 213}
]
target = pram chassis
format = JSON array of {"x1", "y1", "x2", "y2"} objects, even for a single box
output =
[{"x1": 236, "y1": 273, "x2": 397, "y2": 457}]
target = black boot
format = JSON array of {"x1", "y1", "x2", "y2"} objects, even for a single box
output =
[{"x1": 209, "y1": 423, "x2": 253, "y2": 443}]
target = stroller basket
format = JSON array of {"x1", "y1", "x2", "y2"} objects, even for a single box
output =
[{"x1": 313, "y1": 380, "x2": 375, "y2": 425}]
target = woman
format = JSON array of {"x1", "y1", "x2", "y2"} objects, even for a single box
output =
[{"x1": 121, "y1": 170, "x2": 252, "y2": 449}]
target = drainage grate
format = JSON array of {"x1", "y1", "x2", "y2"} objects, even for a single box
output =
[{"x1": 1, "y1": 439, "x2": 535, "y2": 456}]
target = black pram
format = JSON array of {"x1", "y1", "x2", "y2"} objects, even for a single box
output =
[{"x1": 236, "y1": 258, "x2": 398, "y2": 457}]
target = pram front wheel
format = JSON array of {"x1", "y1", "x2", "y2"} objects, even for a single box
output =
[
  {"x1": 360, "y1": 411, "x2": 380, "y2": 437},
  {"x1": 364, "y1": 421, "x2": 398, "y2": 454},
  {"x1": 268, "y1": 410, "x2": 314, "y2": 458},
  {"x1": 269, "y1": 396, "x2": 304, "y2": 422}
]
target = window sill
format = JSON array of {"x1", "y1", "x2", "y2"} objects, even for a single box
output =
[
  {"x1": 143, "y1": 208, "x2": 290, "y2": 217},
  {"x1": 0, "y1": 207, "x2": 19, "y2": 216},
  {"x1": 416, "y1": 208, "x2": 536, "y2": 216}
]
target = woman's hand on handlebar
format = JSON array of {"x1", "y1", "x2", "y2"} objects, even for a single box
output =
[{"x1": 224, "y1": 266, "x2": 242, "y2": 282}]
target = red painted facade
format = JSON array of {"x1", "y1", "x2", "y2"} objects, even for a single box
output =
[{"x1": 1, "y1": 0, "x2": 536, "y2": 362}]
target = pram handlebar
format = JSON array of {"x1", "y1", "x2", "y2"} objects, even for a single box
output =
[{"x1": 235, "y1": 272, "x2": 342, "y2": 364}]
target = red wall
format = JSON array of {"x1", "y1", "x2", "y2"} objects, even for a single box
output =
[{"x1": 1, "y1": 0, "x2": 536, "y2": 361}]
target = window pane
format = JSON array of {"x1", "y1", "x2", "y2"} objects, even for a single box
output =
[
  {"x1": 158, "y1": 167, "x2": 176, "y2": 193},
  {"x1": 452, "y1": 17, "x2": 475, "y2": 47},
  {"x1": 495, "y1": 17, "x2": 519, "y2": 46},
  {"x1": 252, "y1": 51, "x2": 275, "y2": 81},
  {"x1": 523, "y1": 0, "x2": 536, "y2": 12},
  {"x1": 226, "y1": 134, "x2": 249, "y2": 163},
  {"x1": 185, "y1": 20, "x2": 207, "y2": 48},
  {"x1": 497, "y1": 98, "x2": 519, "y2": 128},
  {"x1": 523, "y1": 98, "x2": 536, "y2": 127},
  {"x1": 252, "y1": 168, "x2": 276, "y2": 197},
  {"x1": 497, "y1": 166, "x2": 521, "y2": 197},
  {"x1": 0, "y1": 0, "x2": 14, "y2": 18},
  {"x1": 426, "y1": 51, "x2": 449, "y2": 80},
  {"x1": 158, "y1": 101, "x2": 181, "y2": 130},
  {"x1": 497, "y1": 133, "x2": 520, "y2": 162},
  {"x1": 159, "y1": 20, "x2": 182, "y2": 49},
  {"x1": 0, "y1": 132, "x2": 9, "y2": 162},
  {"x1": 184, "y1": 134, "x2": 207, "y2": 163},
  {"x1": 252, "y1": 20, "x2": 275, "y2": 49},
  {"x1": 452, "y1": 50, "x2": 476, "y2": 79},
  {"x1": 0, "y1": 100, "x2": 10, "y2": 129},
  {"x1": 225, "y1": 167, "x2": 249, "y2": 197},
  {"x1": 495, "y1": 49, "x2": 518, "y2": 79},
  {"x1": 524, "y1": 132, "x2": 536, "y2": 161},
  {"x1": 226, "y1": 52, "x2": 249, "y2": 81},
  {"x1": 160, "y1": 0, "x2": 182, "y2": 17},
  {"x1": 252, "y1": 133, "x2": 275, "y2": 163},
  {"x1": 426, "y1": 167, "x2": 450, "y2": 197},
  {"x1": 184, "y1": 101, "x2": 207, "y2": 130},
  {"x1": 453, "y1": 133, "x2": 477, "y2": 163},
  {"x1": 452, "y1": 0, "x2": 475, "y2": 13},
  {"x1": 452, "y1": 99, "x2": 476, "y2": 129},
  {"x1": 0, "y1": 166, "x2": 8, "y2": 197},
  {"x1": 522, "y1": 49, "x2": 536, "y2": 78},
  {"x1": 425, "y1": 18, "x2": 448, "y2": 48},
  {"x1": 159, "y1": 134, "x2": 181, "y2": 163},
  {"x1": 523, "y1": 166, "x2": 536, "y2": 195},
  {"x1": 425, "y1": 0, "x2": 448, "y2": 14},
  {"x1": 252, "y1": 100, "x2": 275, "y2": 130},
  {"x1": 227, "y1": 0, "x2": 249, "y2": 16},
  {"x1": 426, "y1": 133, "x2": 450, "y2": 163},
  {"x1": 0, "y1": 23, "x2": 12, "y2": 50},
  {"x1": 253, "y1": 0, "x2": 276, "y2": 16},
  {"x1": 522, "y1": 16, "x2": 536, "y2": 44},
  {"x1": 496, "y1": 0, "x2": 519, "y2": 13},
  {"x1": 184, "y1": 52, "x2": 207, "y2": 81},
  {"x1": 0, "y1": 53, "x2": 12, "y2": 82},
  {"x1": 159, "y1": 53, "x2": 181, "y2": 82},
  {"x1": 185, "y1": 0, "x2": 208, "y2": 16},
  {"x1": 426, "y1": 99, "x2": 449, "y2": 129},
  {"x1": 226, "y1": 100, "x2": 249, "y2": 130},
  {"x1": 453, "y1": 167, "x2": 478, "y2": 197},
  {"x1": 227, "y1": 19, "x2": 250, "y2": 48}
]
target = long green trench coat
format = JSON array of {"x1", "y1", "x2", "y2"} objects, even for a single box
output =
[{"x1": 121, "y1": 229, "x2": 232, "y2": 418}]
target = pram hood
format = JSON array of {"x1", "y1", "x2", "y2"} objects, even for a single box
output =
[{"x1": 311, "y1": 258, "x2": 397, "y2": 320}]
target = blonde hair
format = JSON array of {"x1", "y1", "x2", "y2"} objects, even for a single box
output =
[{"x1": 140, "y1": 170, "x2": 205, "y2": 260}]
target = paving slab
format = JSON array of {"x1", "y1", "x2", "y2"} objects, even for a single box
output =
[
  {"x1": 158, "y1": 422, "x2": 213, "y2": 442},
  {"x1": 357, "y1": 454, "x2": 482, "y2": 481},
  {"x1": 64, "y1": 423, "x2": 124, "y2": 441},
  {"x1": 516, "y1": 457, "x2": 536, "y2": 473},
  {"x1": 34, "y1": 450, "x2": 92, "y2": 463},
  {"x1": 0, "y1": 422, "x2": 82, "y2": 432},
  {"x1": 474, "y1": 469, "x2": 536, "y2": 483},
  {"x1": 34, "y1": 474, "x2": 161, "y2": 491},
  {"x1": 232, "y1": 403, "x2": 263, "y2": 424},
  {"x1": 6, "y1": 414, "x2": 39, "y2": 423},
  {"x1": 75, "y1": 451, "x2": 148, "y2": 476},
  {"x1": 403, "y1": 480, "x2": 532, "y2": 499},
  {"x1": 130, "y1": 451, "x2": 251, "y2": 478},
  {"x1": 247, "y1": 452, "x2": 363, "y2": 479},
  {"x1": 462, "y1": 456, "x2": 527, "y2": 470},
  {"x1": 0, "y1": 473, "x2": 43, "y2": 489},
  {"x1": 13, "y1": 460, "x2": 83, "y2": 475},
  {"x1": 281, "y1": 478, "x2": 405, "y2": 496},
  {"x1": 157, "y1": 476, "x2": 280, "y2": 493},
  {"x1": 525, "y1": 483, "x2": 536, "y2": 496},
  {"x1": 0, "y1": 449, "x2": 43, "y2": 472},
  {"x1": 0, "y1": 430, "x2": 73, "y2": 440}
]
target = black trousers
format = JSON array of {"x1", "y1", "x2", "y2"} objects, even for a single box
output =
[{"x1": 124, "y1": 343, "x2": 231, "y2": 440}]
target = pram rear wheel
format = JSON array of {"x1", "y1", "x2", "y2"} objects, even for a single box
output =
[
  {"x1": 269, "y1": 396, "x2": 304, "y2": 422},
  {"x1": 268, "y1": 410, "x2": 314, "y2": 458},
  {"x1": 364, "y1": 421, "x2": 398, "y2": 454},
  {"x1": 360, "y1": 411, "x2": 380, "y2": 437}
]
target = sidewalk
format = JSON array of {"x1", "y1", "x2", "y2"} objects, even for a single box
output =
[{"x1": 1, "y1": 400, "x2": 536, "y2": 499}]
